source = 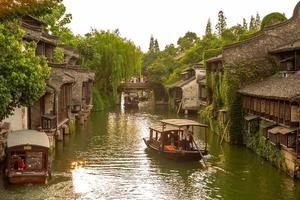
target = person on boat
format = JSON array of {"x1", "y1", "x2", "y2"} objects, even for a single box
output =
[
  {"x1": 173, "y1": 133, "x2": 179, "y2": 147},
  {"x1": 18, "y1": 158, "x2": 26, "y2": 170}
]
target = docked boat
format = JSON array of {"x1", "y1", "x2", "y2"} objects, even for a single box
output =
[
  {"x1": 5, "y1": 130, "x2": 50, "y2": 184},
  {"x1": 124, "y1": 93, "x2": 139, "y2": 108},
  {"x1": 143, "y1": 119, "x2": 208, "y2": 161}
]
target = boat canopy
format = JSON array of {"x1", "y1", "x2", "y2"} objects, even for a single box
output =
[
  {"x1": 160, "y1": 119, "x2": 208, "y2": 128},
  {"x1": 149, "y1": 124, "x2": 180, "y2": 133},
  {"x1": 7, "y1": 130, "x2": 50, "y2": 148}
]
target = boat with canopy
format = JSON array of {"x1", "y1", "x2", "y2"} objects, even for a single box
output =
[
  {"x1": 143, "y1": 119, "x2": 208, "y2": 161},
  {"x1": 5, "y1": 130, "x2": 50, "y2": 184}
]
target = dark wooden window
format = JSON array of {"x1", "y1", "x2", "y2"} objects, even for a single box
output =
[
  {"x1": 279, "y1": 101, "x2": 285, "y2": 123},
  {"x1": 269, "y1": 133, "x2": 280, "y2": 145},
  {"x1": 274, "y1": 102, "x2": 279, "y2": 121},
  {"x1": 198, "y1": 85, "x2": 207, "y2": 101},
  {"x1": 265, "y1": 100, "x2": 270, "y2": 116},
  {"x1": 280, "y1": 133, "x2": 296, "y2": 148},
  {"x1": 36, "y1": 42, "x2": 45, "y2": 56},
  {"x1": 285, "y1": 103, "x2": 291, "y2": 125},
  {"x1": 45, "y1": 44, "x2": 54, "y2": 62}
]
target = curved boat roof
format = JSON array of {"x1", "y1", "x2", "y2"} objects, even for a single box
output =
[
  {"x1": 7, "y1": 130, "x2": 50, "y2": 148},
  {"x1": 160, "y1": 119, "x2": 208, "y2": 128},
  {"x1": 149, "y1": 124, "x2": 179, "y2": 132}
]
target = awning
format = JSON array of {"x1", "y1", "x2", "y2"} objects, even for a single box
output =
[
  {"x1": 149, "y1": 124, "x2": 179, "y2": 133},
  {"x1": 160, "y1": 119, "x2": 208, "y2": 128},
  {"x1": 7, "y1": 130, "x2": 50, "y2": 148},
  {"x1": 268, "y1": 126, "x2": 297, "y2": 135},
  {"x1": 244, "y1": 114, "x2": 259, "y2": 121}
]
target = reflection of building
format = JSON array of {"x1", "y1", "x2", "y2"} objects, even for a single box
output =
[
  {"x1": 168, "y1": 64, "x2": 206, "y2": 114},
  {"x1": 1, "y1": 15, "x2": 95, "y2": 151}
]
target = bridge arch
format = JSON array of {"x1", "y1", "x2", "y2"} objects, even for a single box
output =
[{"x1": 117, "y1": 82, "x2": 168, "y2": 105}]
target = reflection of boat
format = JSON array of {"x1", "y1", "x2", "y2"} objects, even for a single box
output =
[
  {"x1": 143, "y1": 119, "x2": 208, "y2": 161},
  {"x1": 5, "y1": 130, "x2": 50, "y2": 184}
]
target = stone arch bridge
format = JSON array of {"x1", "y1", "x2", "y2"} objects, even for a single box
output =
[{"x1": 117, "y1": 82, "x2": 168, "y2": 104}]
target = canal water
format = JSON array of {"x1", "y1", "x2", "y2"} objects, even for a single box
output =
[{"x1": 1, "y1": 105, "x2": 300, "y2": 200}]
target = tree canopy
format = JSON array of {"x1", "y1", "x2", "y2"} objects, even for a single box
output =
[
  {"x1": 142, "y1": 10, "x2": 265, "y2": 88},
  {"x1": 261, "y1": 12, "x2": 287, "y2": 30},
  {"x1": 0, "y1": 20, "x2": 50, "y2": 120},
  {"x1": 39, "y1": 1, "x2": 81, "y2": 48},
  {"x1": 78, "y1": 30, "x2": 142, "y2": 98},
  {"x1": 0, "y1": 0, "x2": 60, "y2": 20}
]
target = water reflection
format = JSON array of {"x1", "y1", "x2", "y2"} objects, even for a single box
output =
[{"x1": 1, "y1": 106, "x2": 300, "y2": 200}]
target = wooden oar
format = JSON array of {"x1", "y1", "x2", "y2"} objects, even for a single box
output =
[{"x1": 192, "y1": 138, "x2": 209, "y2": 169}]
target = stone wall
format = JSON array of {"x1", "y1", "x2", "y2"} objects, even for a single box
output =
[
  {"x1": 3, "y1": 107, "x2": 28, "y2": 131},
  {"x1": 182, "y1": 79, "x2": 199, "y2": 109},
  {"x1": 67, "y1": 68, "x2": 95, "y2": 106},
  {"x1": 181, "y1": 68, "x2": 205, "y2": 110},
  {"x1": 30, "y1": 99, "x2": 42, "y2": 129}
]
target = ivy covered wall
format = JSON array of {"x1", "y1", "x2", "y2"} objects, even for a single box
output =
[
  {"x1": 244, "y1": 120, "x2": 286, "y2": 170},
  {"x1": 219, "y1": 3, "x2": 300, "y2": 143}
]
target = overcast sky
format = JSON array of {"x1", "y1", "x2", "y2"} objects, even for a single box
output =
[{"x1": 63, "y1": 0, "x2": 300, "y2": 52}]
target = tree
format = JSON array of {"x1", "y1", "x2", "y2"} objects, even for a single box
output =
[
  {"x1": 148, "y1": 35, "x2": 155, "y2": 53},
  {"x1": 0, "y1": 0, "x2": 61, "y2": 20},
  {"x1": 261, "y1": 12, "x2": 287, "y2": 30},
  {"x1": 154, "y1": 39, "x2": 160, "y2": 52},
  {"x1": 0, "y1": 20, "x2": 50, "y2": 120},
  {"x1": 255, "y1": 13, "x2": 261, "y2": 31},
  {"x1": 177, "y1": 31, "x2": 198, "y2": 52},
  {"x1": 78, "y1": 30, "x2": 142, "y2": 97},
  {"x1": 39, "y1": 2, "x2": 80, "y2": 48},
  {"x1": 249, "y1": 15, "x2": 256, "y2": 31},
  {"x1": 242, "y1": 18, "x2": 248, "y2": 30},
  {"x1": 205, "y1": 18, "x2": 212, "y2": 36},
  {"x1": 163, "y1": 44, "x2": 177, "y2": 57},
  {"x1": 216, "y1": 10, "x2": 227, "y2": 35}
]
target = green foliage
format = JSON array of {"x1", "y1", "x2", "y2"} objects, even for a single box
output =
[
  {"x1": 78, "y1": 30, "x2": 142, "y2": 99},
  {"x1": 261, "y1": 12, "x2": 287, "y2": 30},
  {"x1": 177, "y1": 31, "x2": 198, "y2": 52},
  {"x1": 0, "y1": 0, "x2": 60, "y2": 20},
  {"x1": 224, "y1": 72, "x2": 243, "y2": 143},
  {"x1": 181, "y1": 44, "x2": 203, "y2": 64},
  {"x1": 0, "y1": 20, "x2": 50, "y2": 120},
  {"x1": 148, "y1": 35, "x2": 160, "y2": 53},
  {"x1": 245, "y1": 120, "x2": 286, "y2": 170},
  {"x1": 39, "y1": 1, "x2": 81, "y2": 48},
  {"x1": 143, "y1": 43, "x2": 181, "y2": 85},
  {"x1": 53, "y1": 47, "x2": 64, "y2": 63},
  {"x1": 203, "y1": 48, "x2": 222, "y2": 61},
  {"x1": 221, "y1": 58, "x2": 277, "y2": 143},
  {"x1": 242, "y1": 18, "x2": 248, "y2": 29},
  {"x1": 69, "y1": 119, "x2": 76, "y2": 134},
  {"x1": 143, "y1": 10, "x2": 261, "y2": 91},
  {"x1": 162, "y1": 65, "x2": 187, "y2": 85},
  {"x1": 205, "y1": 19, "x2": 212, "y2": 36},
  {"x1": 215, "y1": 10, "x2": 227, "y2": 35},
  {"x1": 154, "y1": 39, "x2": 160, "y2": 52},
  {"x1": 92, "y1": 87, "x2": 112, "y2": 111}
]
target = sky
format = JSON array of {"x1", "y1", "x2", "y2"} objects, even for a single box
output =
[{"x1": 63, "y1": 0, "x2": 300, "y2": 52}]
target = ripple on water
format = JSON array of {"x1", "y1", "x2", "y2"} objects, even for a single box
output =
[{"x1": 2, "y1": 110, "x2": 300, "y2": 200}]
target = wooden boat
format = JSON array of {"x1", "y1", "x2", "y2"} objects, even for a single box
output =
[
  {"x1": 5, "y1": 130, "x2": 50, "y2": 184},
  {"x1": 124, "y1": 94, "x2": 139, "y2": 108},
  {"x1": 143, "y1": 119, "x2": 208, "y2": 161}
]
